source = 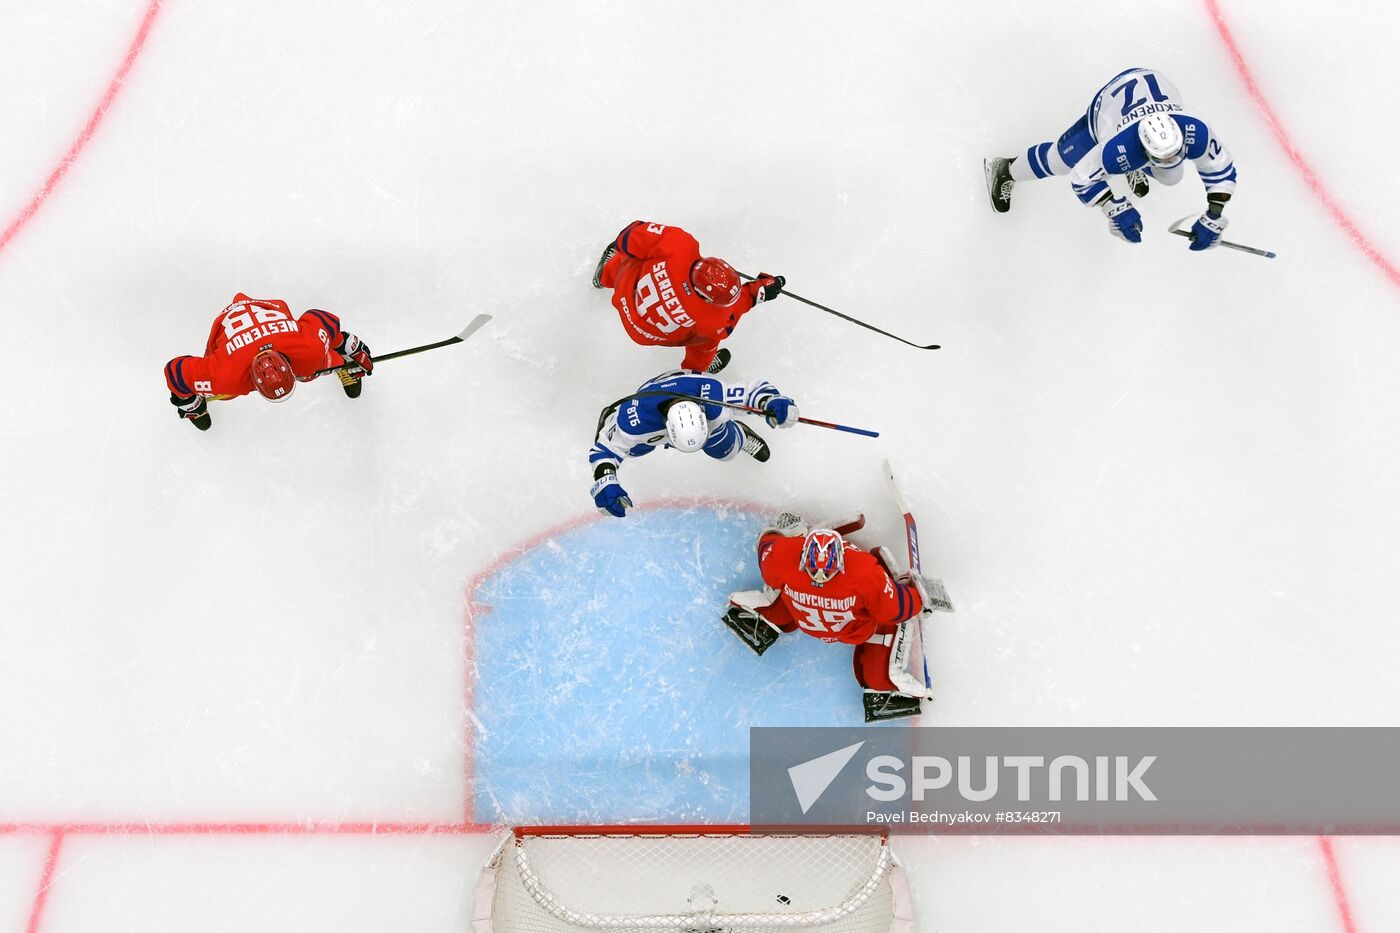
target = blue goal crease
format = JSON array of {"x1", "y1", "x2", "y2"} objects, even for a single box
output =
[{"x1": 469, "y1": 505, "x2": 880, "y2": 825}]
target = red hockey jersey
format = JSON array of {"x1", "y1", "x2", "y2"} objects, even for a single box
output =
[
  {"x1": 164, "y1": 294, "x2": 347, "y2": 400},
  {"x1": 601, "y1": 221, "x2": 764, "y2": 372},
  {"x1": 755, "y1": 532, "x2": 923, "y2": 645}
]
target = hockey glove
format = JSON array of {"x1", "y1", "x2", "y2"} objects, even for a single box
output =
[
  {"x1": 590, "y1": 465, "x2": 632, "y2": 518},
  {"x1": 753, "y1": 273, "x2": 785, "y2": 304},
  {"x1": 1188, "y1": 211, "x2": 1228, "y2": 251},
  {"x1": 758, "y1": 392, "x2": 799, "y2": 429},
  {"x1": 337, "y1": 333, "x2": 374, "y2": 375},
  {"x1": 1101, "y1": 196, "x2": 1143, "y2": 243}
]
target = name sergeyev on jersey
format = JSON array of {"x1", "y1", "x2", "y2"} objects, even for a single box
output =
[{"x1": 639, "y1": 261, "x2": 696, "y2": 328}]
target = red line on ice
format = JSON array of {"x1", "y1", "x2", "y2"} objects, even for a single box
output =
[
  {"x1": 25, "y1": 831, "x2": 63, "y2": 933},
  {"x1": 1203, "y1": 0, "x2": 1400, "y2": 289},
  {"x1": 0, "y1": 0, "x2": 164, "y2": 256},
  {"x1": 1317, "y1": 838, "x2": 1358, "y2": 933}
]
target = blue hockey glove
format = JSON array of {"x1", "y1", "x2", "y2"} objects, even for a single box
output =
[
  {"x1": 1101, "y1": 196, "x2": 1143, "y2": 243},
  {"x1": 590, "y1": 465, "x2": 631, "y2": 518},
  {"x1": 1188, "y1": 211, "x2": 1228, "y2": 251},
  {"x1": 758, "y1": 392, "x2": 799, "y2": 429}
]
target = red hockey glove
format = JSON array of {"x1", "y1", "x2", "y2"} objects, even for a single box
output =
[
  {"x1": 753, "y1": 273, "x2": 785, "y2": 304},
  {"x1": 337, "y1": 333, "x2": 374, "y2": 375}
]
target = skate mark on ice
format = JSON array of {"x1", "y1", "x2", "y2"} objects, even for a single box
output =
[{"x1": 465, "y1": 500, "x2": 895, "y2": 825}]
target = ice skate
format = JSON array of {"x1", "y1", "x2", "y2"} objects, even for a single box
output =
[
  {"x1": 337, "y1": 367, "x2": 363, "y2": 399},
  {"x1": 592, "y1": 243, "x2": 618, "y2": 289},
  {"x1": 984, "y1": 156, "x2": 1015, "y2": 213},
  {"x1": 704, "y1": 347, "x2": 731, "y2": 375},
  {"x1": 1126, "y1": 169, "x2": 1150, "y2": 198},
  {"x1": 739, "y1": 422, "x2": 770, "y2": 462}
]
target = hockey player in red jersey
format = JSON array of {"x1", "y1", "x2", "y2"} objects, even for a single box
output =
[
  {"x1": 723, "y1": 513, "x2": 942, "y2": 722},
  {"x1": 163, "y1": 294, "x2": 374, "y2": 430},
  {"x1": 592, "y1": 220, "x2": 785, "y2": 374}
]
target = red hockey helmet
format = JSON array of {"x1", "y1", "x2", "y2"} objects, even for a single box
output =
[
  {"x1": 801, "y1": 528, "x2": 846, "y2": 586},
  {"x1": 690, "y1": 257, "x2": 741, "y2": 307},
  {"x1": 251, "y1": 349, "x2": 296, "y2": 402}
]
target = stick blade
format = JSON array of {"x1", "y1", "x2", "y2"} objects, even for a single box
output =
[
  {"x1": 455, "y1": 313, "x2": 493, "y2": 342},
  {"x1": 1168, "y1": 214, "x2": 1197, "y2": 238}
]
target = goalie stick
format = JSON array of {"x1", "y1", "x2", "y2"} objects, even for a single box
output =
[
  {"x1": 882, "y1": 459, "x2": 954, "y2": 700},
  {"x1": 1168, "y1": 215, "x2": 1276, "y2": 259},
  {"x1": 312, "y1": 313, "x2": 493, "y2": 377}
]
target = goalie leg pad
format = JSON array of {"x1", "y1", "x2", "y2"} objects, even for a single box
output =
[
  {"x1": 853, "y1": 636, "x2": 896, "y2": 691},
  {"x1": 887, "y1": 621, "x2": 936, "y2": 698},
  {"x1": 721, "y1": 606, "x2": 781, "y2": 656}
]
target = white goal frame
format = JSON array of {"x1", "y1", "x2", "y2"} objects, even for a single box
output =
[{"x1": 472, "y1": 825, "x2": 915, "y2": 933}]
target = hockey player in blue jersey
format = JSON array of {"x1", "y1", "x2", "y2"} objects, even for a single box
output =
[
  {"x1": 984, "y1": 67, "x2": 1237, "y2": 250},
  {"x1": 588, "y1": 371, "x2": 799, "y2": 517}
]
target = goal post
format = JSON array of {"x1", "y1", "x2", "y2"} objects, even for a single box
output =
[{"x1": 473, "y1": 825, "x2": 915, "y2": 933}]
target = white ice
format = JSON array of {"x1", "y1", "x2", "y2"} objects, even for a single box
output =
[{"x1": 1, "y1": 0, "x2": 1398, "y2": 929}]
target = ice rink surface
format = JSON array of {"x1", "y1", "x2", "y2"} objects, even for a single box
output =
[{"x1": 1, "y1": 0, "x2": 1397, "y2": 929}]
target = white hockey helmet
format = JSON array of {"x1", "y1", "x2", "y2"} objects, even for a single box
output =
[
  {"x1": 1138, "y1": 113, "x2": 1184, "y2": 167},
  {"x1": 665, "y1": 400, "x2": 709, "y2": 453}
]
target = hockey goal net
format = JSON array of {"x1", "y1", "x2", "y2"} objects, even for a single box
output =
[{"x1": 472, "y1": 825, "x2": 914, "y2": 933}]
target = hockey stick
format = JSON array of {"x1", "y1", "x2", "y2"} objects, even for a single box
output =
[
  {"x1": 595, "y1": 390, "x2": 879, "y2": 438},
  {"x1": 736, "y1": 272, "x2": 940, "y2": 351},
  {"x1": 883, "y1": 459, "x2": 931, "y2": 697},
  {"x1": 882, "y1": 458, "x2": 922, "y2": 574},
  {"x1": 311, "y1": 313, "x2": 493, "y2": 377},
  {"x1": 1168, "y1": 216, "x2": 1276, "y2": 259}
]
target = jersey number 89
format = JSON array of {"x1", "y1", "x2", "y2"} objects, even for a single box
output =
[{"x1": 222, "y1": 302, "x2": 290, "y2": 339}]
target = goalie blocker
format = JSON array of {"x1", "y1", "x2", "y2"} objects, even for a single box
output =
[{"x1": 722, "y1": 511, "x2": 953, "y2": 723}]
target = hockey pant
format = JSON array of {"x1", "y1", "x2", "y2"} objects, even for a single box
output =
[{"x1": 702, "y1": 420, "x2": 745, "y2": 460}]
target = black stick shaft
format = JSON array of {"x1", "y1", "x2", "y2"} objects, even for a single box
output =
[
  {"x1": 737, "y1": 271, "x2": 940, "y2": 350},
  {"x1": 595, "y1": 390, "x2": 878, "y2": 439},
  {"x1": 312, "y1": 313, "x2": 492, "y2": 377}
]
